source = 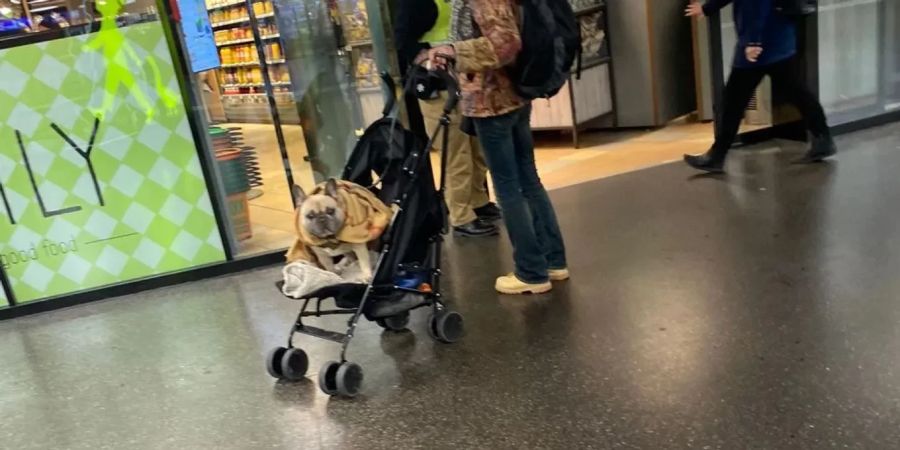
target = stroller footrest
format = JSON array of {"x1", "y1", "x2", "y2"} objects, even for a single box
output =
[{"x1": 295, "y1": 325, "x2": 347, "y2": 343}]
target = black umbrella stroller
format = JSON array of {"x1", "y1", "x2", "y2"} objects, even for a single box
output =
[{"x1": 265, "y1": 71, "x2": 465, "y2": 397}]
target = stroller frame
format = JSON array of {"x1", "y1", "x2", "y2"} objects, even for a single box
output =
[{"x1": 266, "y1": 71, "x2": 465, "y2": 398}]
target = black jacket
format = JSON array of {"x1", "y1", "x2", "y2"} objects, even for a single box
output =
[{"x1": 393, "y1": 0, "x2": 438, "y2": 69}]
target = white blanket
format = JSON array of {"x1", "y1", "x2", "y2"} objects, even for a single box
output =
[{"x1": 281, "y1": 254, "x2": 375, "y2": 299}]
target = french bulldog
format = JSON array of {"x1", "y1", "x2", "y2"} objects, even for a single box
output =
[{"x1": 293, "y1": 179, "x2": 373, "y2": 282}]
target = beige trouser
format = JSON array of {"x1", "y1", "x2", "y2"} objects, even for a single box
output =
[{"x1": 419, "y1": 93, "x2": 490, "y2": 226}]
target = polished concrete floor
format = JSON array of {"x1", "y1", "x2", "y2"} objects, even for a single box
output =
[{"x1": 3, "y1": 124, "x2": 900, "y2": 449}]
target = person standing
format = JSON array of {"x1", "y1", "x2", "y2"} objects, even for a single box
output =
[
  {"x1": 394, "y1": 0, "x2": 501, "y2": 238},
  {"x1": 684, "y1": 0, "x2": 836, "y2": 173},
  {"x1": 427, "y1": 0, "x2": 569, "y2": 295}
]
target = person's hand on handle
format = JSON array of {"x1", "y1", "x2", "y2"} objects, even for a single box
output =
[
  {"x1": 413, "y1": 49, "x2": 429, "y2": 66},
  {"x1": 428, "y1": 45, "x2": 456, "y2": 71},
  {"x1": 685, "y1": 1, "x2": 704, "y2": 17},
  {"x1": 745, "y1": 45, "x2": 763, "y2": 63}
]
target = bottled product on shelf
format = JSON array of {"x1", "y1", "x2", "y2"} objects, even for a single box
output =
[
  {"x1": 354, "y1": 49, "x2": 378, "y2": 89},
  {"x1": 218, "y1": 42, "x2": 284, "y2": 67},
  {"x1": 218, "y1": 64, "x2": 291, "y2": 87},
  {"x1": 206, "y1": 0, "x2": 294, "y2": 113},
  {"x1": 337, "y1": 0, "x2": 370, "y2": 44},
  {"x1": 207, "y1": 0, "x2": 274, "y2": 26},
  {"x1": 212, "y1": 20, "x2": 278, "y2": 44}
]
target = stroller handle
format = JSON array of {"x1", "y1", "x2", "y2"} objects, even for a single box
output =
[
  {"x1": 380, "y1": 72, "x2": 397, "y2": 117},
  {"x1": 379, "y1": 68, "x2": 461, "y2": 118},
  {"x1": 434, "y1": 69, "x2": 461, "y2": 114}
]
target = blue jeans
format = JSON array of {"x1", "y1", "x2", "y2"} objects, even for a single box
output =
[{"x1": 473, "y1": 105, "x2": 567, "y2": 283}]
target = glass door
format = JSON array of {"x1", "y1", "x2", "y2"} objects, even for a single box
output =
[
  {"x1": 270, "y1": 0, "x2": 396, "y2": 182},
  {"x1": 882, "y1": 0, "x2": 900, "y2": 112},
  {"x1": 817, "y1": 0, "x2": 884, "y2": 125},
  {"x1": 171, "y1": 0, "x2": 397, "y2": 257}
]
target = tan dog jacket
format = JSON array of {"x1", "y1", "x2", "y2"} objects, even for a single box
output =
[{"x1": 285, "y1": 180, "x2": 393, "y2": 266}]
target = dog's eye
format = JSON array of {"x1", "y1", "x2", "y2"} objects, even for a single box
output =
[
  {"x1": 326, "y1": 208, "x2": 335, "y2": 215},
  {"x1": 306, "y1": 213, "x2": 315, "y2": 220}
]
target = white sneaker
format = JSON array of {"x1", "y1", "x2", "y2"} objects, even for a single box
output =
[
  {"x1": 548, "y1": 268, "x2": 570, "y2": 282},
  {"x1": 495, "y1": 274, "x2": 552, "y2": 295}
]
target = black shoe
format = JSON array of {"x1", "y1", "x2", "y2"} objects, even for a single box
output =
[
  {"x1": 474, "y1": 202, "x2": 502, "y2": 221},
  {"x1": 794, "y1": 134, "x2": 837, "y2": 164},
  {"x1": 453, "y1": 219, "x2": 498, "y2": 238},
  {"x1": 684, "y1": 152, "x2": 725, "y2": 174}
]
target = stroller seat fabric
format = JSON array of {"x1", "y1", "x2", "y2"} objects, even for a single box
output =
[{"x1": 342, "y1": 118, "x2": 445, "y2": 285}]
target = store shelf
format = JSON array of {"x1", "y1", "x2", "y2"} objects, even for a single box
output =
[
  {"x1": 575, "y1": 3, "x2": 605, "y2": 15},
  {"x1": 215, "y1": 34, "x2": 280, "y2": 47},
  {"x1": 211, "y1": 12, "x2": 274, "y2": 28},
  {"x1": 580, "y1": 56, "x2": 611, "y2": 70},
  {"x1": 220, "y1": 59, "x2": 286, "y2": 68},
  {"x1": 212, "y1": 17, "x2": 251, "y2": 28},
  {"x1": 221, "y1": 81, "x2": 292, "y2": 89},
  {"x1": 221, "y1": 61, "x2": 258, "y2": 68},
  {"x1": 356, "y1": 85, "x2": 381, "y2": 94},
  {"x1": 217, "y1": 37, "x2": 254, "y2": 46},
  {"x1": 207, "y1": 0, "x2": 245, "y2": 11},
  {"x1": 222, "y1": 92, "x2": 294, "y2": 98}
]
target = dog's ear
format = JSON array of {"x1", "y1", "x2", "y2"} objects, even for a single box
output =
[
  {"x1": 324, "y1": 178, "x2": 339, "y2": 199},
  {"x1": 292, "y1": 185, "x2": 306, "y2": 208}
]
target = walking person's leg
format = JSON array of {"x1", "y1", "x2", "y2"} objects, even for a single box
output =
[
  {"x1": 420, "y1": 95, "x2": 496, "y2": 237},
  {"x1": 766, "y1": 58, "x2": 837, "y2": 163},
  {"x1": 685, "y1": 66, "x2": 767, "y2": 173},
  {"x1": 509, "y1": 104, "x2": 568, "y2": 279},
  {"x1": 474, "y1": 110, "x2": 552, "y2": 294}
]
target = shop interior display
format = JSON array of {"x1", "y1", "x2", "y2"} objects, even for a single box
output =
[
  {"x1": 3, "y1": 0, "x2": 159, "y2": 34},
  {"x1": 209, "y1": 126, "x2": 263, "y2": 241},
  {"x1": 205, "y1": 0, "x2": 298, "y2": 124},
  {"x1": 196, "y1": 0, "x2": 395, "y2": 254},
  {"x1": 332, "y1": 0, "x2": 388, "y2": 124},
  {"x1": 201, "y1": 0, "x2": 385, "y2": 124},
  {"x1": 0, "y1": 3, "x2": 28, "y2": 37},
  {"x1": 336, "y1": 0, "x2": 378, "y2": 90},
  {"x1": 530, "y1": 0, "x2": 615, "y2": 147}
]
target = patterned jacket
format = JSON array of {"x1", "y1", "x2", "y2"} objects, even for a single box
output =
[{"x1": 453, "y1": 0, "x2": 526, "y2": 118}]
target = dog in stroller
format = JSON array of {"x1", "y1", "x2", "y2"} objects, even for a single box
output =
[{"x1": 265, "y1": 72, "x2": 465, "y2": 398}]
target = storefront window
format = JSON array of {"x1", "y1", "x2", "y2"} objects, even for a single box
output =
[
  {"x1": 0, "y1": 0, "x2": 400, "y2": 308},
  {"x1": 818, "y1": 0, "x2": 899, "y2": 125},
  {"x1": 889, "y1": 2, "x2": 900, "y2": 111},
  {"x1": 0, "y1": 1, "x2": 226, "y2": 304},
  {"x1": 175, "y1": 0, "x2": 396, "y2": 257}
]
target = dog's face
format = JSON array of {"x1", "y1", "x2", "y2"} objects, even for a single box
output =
[{"x1": 294, "y1": 180, "x2": 346, "y2": 239}]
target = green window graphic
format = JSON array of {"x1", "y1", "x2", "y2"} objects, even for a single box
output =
[
  {"x1": 86, "y1": 0, "x2": 180, "y2": 122},
  {"x1": 0, "y1": 20, "x2": 226, "y2": 303}
]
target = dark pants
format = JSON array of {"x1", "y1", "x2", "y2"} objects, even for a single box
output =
[
  {"x1": 473, "y1": 105, "x2": 567, "y2": 284},
  {"x1": 711, "y1": 57, "x2": 830, "y2": 161}
]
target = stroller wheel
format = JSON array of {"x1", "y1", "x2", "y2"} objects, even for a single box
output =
[
  {"x1": 336, "y1": 362, "x2": 364, "y2": 398},
  {"x1": 318, "y1": 361, "x2": 341, "y2": 396},
  {"x1": 429, "y1": 311, "x2": 465, "y2": 344},
  {"x1": 377, "y1": 312, "x2": 410, "y2": 332},
  {"x1": 266, "y1": 347, "x2": 288, "y2": 379},
  {"x1": 280, "y1": 348, "x2": 309, "y2": 381}
]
